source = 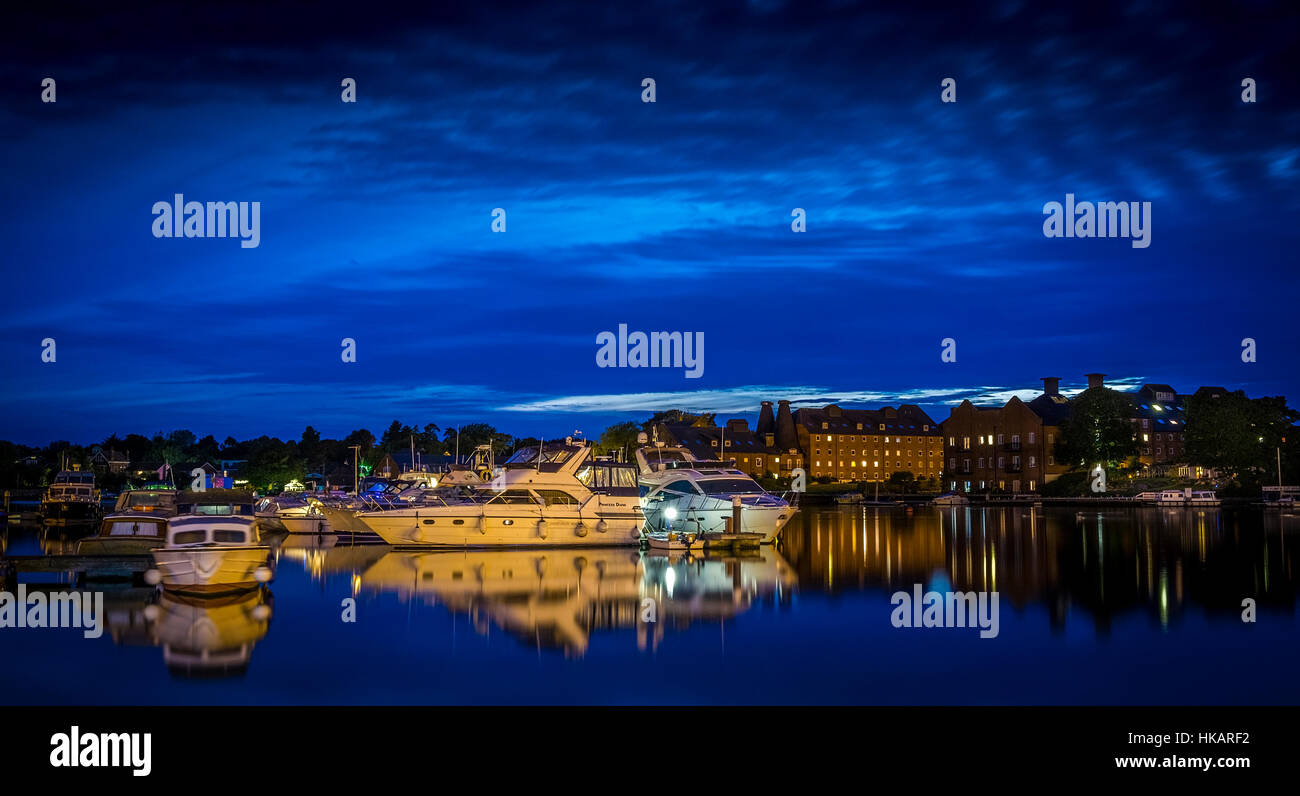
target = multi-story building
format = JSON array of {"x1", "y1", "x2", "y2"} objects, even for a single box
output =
[
  {"x1": 1129, "y1": 383, "x2": 1225, "y2": 472},
  {"x1": 941, "y1": 396, "x2": 1049, "y2": 494},
  {"x1": 792, "y1": 403, "x2": 943, "y2": 483}
]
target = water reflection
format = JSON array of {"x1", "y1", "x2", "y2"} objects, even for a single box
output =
[
  {"x1": 356, "y1": 547, "x2": 796, "y2": 656},
  {"x1": 93, "y1": 585, "x2": 274, "y2": 678},
  {"x1": 781, "y1": 506, "x2": 1299, "y2": 633}
]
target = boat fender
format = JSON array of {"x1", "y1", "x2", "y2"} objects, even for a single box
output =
[
  {"x1": 575, "y1": 523, "x2": 589, "y2": 537},
  {"x1": 596, "y1": 519, "x2": 608, "y2": 533},
  {"x1": 142, "y1": 604, "x2": 160, "y2": 622},
  {"x1": 537, "y1": 518, "x2": 548, "y2": 538},
  {"x1": 254, "y1": 566, "x2": 273, "y2": 584},
  {"x1": 251, "y1": 605, "x2": 271, "y2": 622},
  {"x1": 143, "y1": 568, "x2": 161, "y2": 586}
]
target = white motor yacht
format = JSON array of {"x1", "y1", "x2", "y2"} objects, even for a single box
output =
[
  {"x1": 357, "y1": 440, "x2": 644, "y2": 547},
  {"x1": 635, "y1": 445, "x2": 794, "y2": 543}
]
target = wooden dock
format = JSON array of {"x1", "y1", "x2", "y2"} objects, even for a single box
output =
[{"x1": 1, "y1": 554, "x2": 153, "y2": 587}]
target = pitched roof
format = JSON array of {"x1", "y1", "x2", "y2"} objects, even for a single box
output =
[{"x1": 792, "y1": 404, "x2": 940, "y2": 435}]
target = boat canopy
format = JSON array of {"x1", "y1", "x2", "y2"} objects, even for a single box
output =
[{"x1": 504, "y1": 444, "x2": 580, "y2": 468}]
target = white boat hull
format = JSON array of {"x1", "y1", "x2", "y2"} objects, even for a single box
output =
[
  {"x1": 641, "y1": 504, "x2": 791, "y2": 543},
  {"x1": 360, "y1": 509, "x2": 644, "y2": 547},
  {"x1": 151, "y1": 546, "x2": 272, "y2": 593},
  {"x1": 280, "y1": 514, "x2": 330, "y2": 534}
]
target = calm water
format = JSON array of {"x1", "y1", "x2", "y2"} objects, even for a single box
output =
[{"x1": 3, "y1": 506, "x2": 1298, "y2": 705}]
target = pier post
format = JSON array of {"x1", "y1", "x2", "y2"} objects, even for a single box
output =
[{"x1": 732, "y1": 496, "x2": 743, "y2": 535}]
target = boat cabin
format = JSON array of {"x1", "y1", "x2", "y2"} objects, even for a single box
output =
[
  {"x1": 115, "y1": 489, "x2": 178, "y2": 514},
  {"x1": 176, "y1": 489, "x2": 257, "y2": 517},
  {"x1": 166, "y1": 515, "x2": 258, "y2": 547}
]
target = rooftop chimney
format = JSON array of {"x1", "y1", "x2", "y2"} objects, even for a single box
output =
[
  {"x1": 1041, "y1": 377, "x2": 1060, "y2": 396},
  {"x1": 775, "y1": 400, "x2": 798, "y2": 452},
  {"x1": 756, "y1": 400, "x2": 775, "y2": 436},
  {"x1": 1086, "y1": 373, "x2": 1106, "y2": 389},
  {"x1": 725, "y1": 418, "x2": 749, "y2": 432}
]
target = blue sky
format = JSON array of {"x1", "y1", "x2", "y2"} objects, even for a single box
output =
[{"x1": 1, "y1": 1, "x2": 1297, "y2": 444}]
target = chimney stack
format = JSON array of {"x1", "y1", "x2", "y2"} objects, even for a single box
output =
[
  {"x1": 1086, "y1": 373, "x2": 1106, "y2": 389},
  {"x1": 1041, "y1": 377, "x2": 1060, "y2": 396},
  {"x1": 775, "y1": 400, "x2": 798, "y2": 452},
  {"x1": 756, "y1": 400, "x2": 775, "y2": 436}
]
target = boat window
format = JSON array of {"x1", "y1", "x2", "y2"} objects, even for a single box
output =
[
  {"x1": 193, "y1": 504, "x2": 233, "y2": 515},
  {"x1": 578, "y1": 464, "x2": 639, "y2": 490},
  {"x1": 108, "y1": 521, "x2": 160, "y2": 536},
  {"x1": 698, "y1": 478, "x2": 763, "y2": 496},
  {"x1": 213, "y1": 530, "x2": 248, "y2": 543},
  {"x1": 662, "y1": 480, "x2": 700, "y2": 495},
  {"x1": 172, "y1": 530, "x2": 207, "y2": 545},
  {"x1": 535, "y1": 490, "x2": 580, "y2": 506},
  {"x1": 488, "y1": 490, "x2": 538, "y2": 505}
]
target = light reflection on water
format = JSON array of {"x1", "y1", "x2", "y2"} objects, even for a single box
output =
[{"x1": 2, "y1": 506, "x2": 1298, "y2": 704}]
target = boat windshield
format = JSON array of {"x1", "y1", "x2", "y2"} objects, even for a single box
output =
[
  {"x1": 643, "y1": 449, "x2": 692, "y2": 464},
  {"x1": 697, "y1": 478, "x2": 763, "y2": 496},
  {"x1": 118, "y1": 491, "x2": 176, "y2": 511},
  {"x1": 505, "y1": 446, "x2": 577, "y2": 466}
]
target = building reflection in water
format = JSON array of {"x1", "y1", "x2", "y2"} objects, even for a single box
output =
[
  {"x1": 780, "y1": 506, "x2": 1299, "y2": 634},
  {"x1": 355, "y1": 547, "x2": 797, "y2": 657}
]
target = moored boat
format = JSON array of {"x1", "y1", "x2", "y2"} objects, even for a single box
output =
[
  {"x1": 77, "y1": 513, "x2": 170, "y2": 555},
  {"x1": 635, "y1": 444, "x2": 794, "y2": 543},
  {"x1": 146, "y1": 490, "x2": 273, "y2": 595},
  {"x1": 41, "y1": 470, "x2": 102, "y2": 526},
  {"x1": 358, "y1": 439, "x2": 644, "y2": 547},
  {"x1": 930, "y1": 491, "x2": 970, "y2": 506}
]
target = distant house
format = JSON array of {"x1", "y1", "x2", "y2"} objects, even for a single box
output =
[{"x1": 89, "y1": 447, "x2": 130, "y2": 474}]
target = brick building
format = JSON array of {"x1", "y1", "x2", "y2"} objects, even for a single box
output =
[{"x1": 792, "y1": 403, "x2": 943, "y2": 483}]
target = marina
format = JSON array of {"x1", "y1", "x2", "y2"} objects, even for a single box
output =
[{"x1": 3, "y1": 503, "x2": 1297, "y2": 703}]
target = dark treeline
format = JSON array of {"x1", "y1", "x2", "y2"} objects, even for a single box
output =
[{"x1": 0, "y1": 411, "x2": 696, "y2": 492}]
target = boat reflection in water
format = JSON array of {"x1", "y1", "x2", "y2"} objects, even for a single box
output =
[
  {"x1": 97, "y1": 585, "x2": 274, "y2": 678},
  {"x1": 780, "y1": 505, "x2": 1300, "y2": 632},
  {"x1": 356, "y1": 547, "x2": 797, "y2": 656}
]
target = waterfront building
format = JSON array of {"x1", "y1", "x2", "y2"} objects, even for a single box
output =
[{"x1": 792, "y1": 403, "x2": 943, "y2": 484}]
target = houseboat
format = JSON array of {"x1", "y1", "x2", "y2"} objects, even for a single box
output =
[{"x1": 1149, "y1": 488, "x2": 1221, "y2": 507}]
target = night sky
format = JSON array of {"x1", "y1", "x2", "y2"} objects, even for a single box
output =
[{"x1": 1, "y1": 1, "x2": 1297, "y2": 445}]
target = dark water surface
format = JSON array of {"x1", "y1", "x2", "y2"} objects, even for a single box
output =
[{"x1": 2, "y1": 505, "x2": 1297, "y2": 704}]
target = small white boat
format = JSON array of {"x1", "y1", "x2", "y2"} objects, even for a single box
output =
[
  {"x1": 930, "y1": 492, "x2": 969, "y2": 506},
  {"x1": 147, "y1": 491, "x2": 273, "y2": 595},
  {"x1": 644, "y1": 530, "x2": 704, "y2": 552}
]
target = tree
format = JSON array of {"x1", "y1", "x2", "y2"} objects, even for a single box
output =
[
  {"x1": 1059, "y1": 387, "x2": 1140, "y2": 468},
  {"x1": 597, "y1": 422, "x2": 642, "y2": 461},
  {"x1": 1185, "y1": 391, "x2": 1299, "y2": 482}
]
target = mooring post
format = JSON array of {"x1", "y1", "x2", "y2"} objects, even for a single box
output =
[{"x1": 732, "y1": 496, "x2": 743, "y2": 535}]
